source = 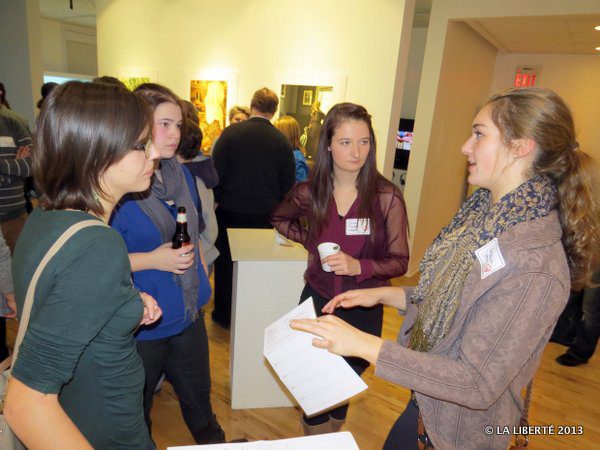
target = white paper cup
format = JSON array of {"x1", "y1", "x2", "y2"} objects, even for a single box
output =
[{"x1": 317, "y1": 242, "x2": 340, "y2": 272}]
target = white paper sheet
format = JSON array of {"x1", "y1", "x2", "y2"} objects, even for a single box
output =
[
  {"x1": 167, "y1": 431, "x2": 359, "y2": 449},
  {"x1": 263, "y1": 298, "x2": 368, "y2": 416}
]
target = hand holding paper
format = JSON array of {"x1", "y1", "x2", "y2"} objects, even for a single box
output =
[
  {"x1": 290, "y1": 314, "x2": 383, "y2": 365},
  {"x1": 263, "y1": 298, "x2": 367, "y2": 416}
]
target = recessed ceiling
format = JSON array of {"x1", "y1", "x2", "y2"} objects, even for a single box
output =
[
  {"x1": 39, "y1": 0, "x2": 96, "y2": 28},
  {"x1": 466, "y1": 15, "x2": 600, "y2": 54}
]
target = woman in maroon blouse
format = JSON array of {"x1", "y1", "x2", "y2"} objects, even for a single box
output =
[{"x1": 271, "y1": 102, "x2": 409, "y2": 434}]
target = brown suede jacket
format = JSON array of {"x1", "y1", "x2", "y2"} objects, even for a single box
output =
[{"x1": 375, "y1": 211, "x2": 569, "y2": 450}]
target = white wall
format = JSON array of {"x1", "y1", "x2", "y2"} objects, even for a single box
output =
[
  {"x1": 96, "y1": 0, "x2": 415, "y2": 175},
  {"x1": 491, "y1": 53, "x2": 600, "y2": 161}
]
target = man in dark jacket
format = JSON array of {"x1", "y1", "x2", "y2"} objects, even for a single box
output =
[{"x1": 212, "y1": 87, "x2": 295, "y2": 327}]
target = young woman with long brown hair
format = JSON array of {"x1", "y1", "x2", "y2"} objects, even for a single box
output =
[
  {"x1": 271, "y1": 102, "x2": 410, "y2": 434},
  {"x1": 111, "y1": 83, "x2": 225, "y2": 445},
  {"x1": 292, "y1": 88, "x2": 600, "y2": 449}
]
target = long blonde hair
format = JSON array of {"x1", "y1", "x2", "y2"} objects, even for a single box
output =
[
  {"x1": 274, "y1": 115, "x2": 305, "y2": 154},
  {"x1": 487, "y1": 88, "x2": 600, "y2": 289}
]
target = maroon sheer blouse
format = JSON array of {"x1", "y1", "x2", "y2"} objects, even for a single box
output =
[{"x1": 271, "y1": 181, "x2": 409, "y2": 299}]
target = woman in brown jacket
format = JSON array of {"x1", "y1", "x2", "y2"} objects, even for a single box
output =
[{"x1": 291, "y1": 88, "x2": 600, "y2": 450}]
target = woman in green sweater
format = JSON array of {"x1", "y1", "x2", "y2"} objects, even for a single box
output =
[{"x1": 4, "y1": 81, "x2": 163, "y2": 449}]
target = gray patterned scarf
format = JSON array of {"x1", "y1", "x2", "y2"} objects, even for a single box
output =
[
  {"x1": 134, "y1": 157, "x2": 200, "y2": 321},
  {"x1": 409, "y1": 176, "x2": 557, "y2": 352}
]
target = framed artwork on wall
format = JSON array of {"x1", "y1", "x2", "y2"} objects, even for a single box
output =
[
  {"x1": 118, "y1": 68, "x2": 159, "y2": 91},
  {"x1": 189, "y1": 80, "x2": 228, "y2": 152},
  {"x1": 302, "y1": 89, "x2": 313, "y2": 106}
]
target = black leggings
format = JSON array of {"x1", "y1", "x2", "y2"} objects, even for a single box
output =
[{"x1": 300, "y1": 283, "x2": 382, "y2": 425}]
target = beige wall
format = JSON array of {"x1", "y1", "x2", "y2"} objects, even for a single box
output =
[
  {"x1": 406, "y1": 0, "x2": 600, "y2": 274},
  {"x1": 407, "y1": 21, "x2": 497, "y2": 272},
  {"x1": 491, "y1": 53, "x2": 600, "y2": 161},
  {"x1": 400, "y1": 26, "x2": 428, "y2": 120},
  {"x1": 95, "y1": 0, "x2": 415, "y2": 175},
  {"x1": 41, "y1": 19, "x2": 98, "y2": 76},
  {"x1": 41, "y1": 18, "x2": 64, "y2": 72}
]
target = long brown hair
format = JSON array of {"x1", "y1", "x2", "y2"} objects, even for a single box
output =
[
  {"x1": 274, "y1": 115, "x2": 305, "y2": 154},
  {"x1": 308, "y1": 102, "x2": 386, "y2": 238},
  {"x1": 487, "y1": 88, "x2": 600, "y2": 289}
]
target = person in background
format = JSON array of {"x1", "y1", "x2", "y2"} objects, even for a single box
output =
[
  {"x1": 4, "y1": 80, "x2": 162, "y2": 449},
  {"x1": 207, "y1": 106, "x2": 250, "y2": 154},
  {"x1": 177, "y1": 100, "x2": 220, "y2": 274},
  {"x1": 36, "y1": 82, "x2": 58, "y2": 110},
  {"x1": 553, "y1": 269, "x2": 600, "y2": 366},
  {"x1": 0, "y1": 81, "x2": 33, "y2": 362},
  {"x1": 111, "y1": 83, "x2": 226, "y2": 445},
  {"x1": 228, "y1": 105, "x2": 250, "y2": 125},
  {"x1": 274, "y1": 115, "x2": 309, "y2": 183},
  {"x1": 271, "y1": 102, "x2": 409, "y2": 434},
  {"x1": 304, "y1": 100, "x2": 325, "y2": 160},
  {"x1": 0, "y1": 82, "x2": 31, "y2": 130},
  {"x1": 291, "y1": 88, "x2": 600, "y2": 450},
  {"x1": 0, "y1": 82, "x2": 11, "y2": 109},
  {"x1": 211, "y1": 87, "x2": 295, "y2": 329},
  {"x1": 0, "y1": 228, "x2": 16, "y2": 320}
]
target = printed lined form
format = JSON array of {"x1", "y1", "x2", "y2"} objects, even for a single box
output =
[
  {"x1": 167, "y1": 431, "x2": 359, "y2": 449},
  {"x1": 263, "y1": 298, "x2": 368, "y2": 416}
]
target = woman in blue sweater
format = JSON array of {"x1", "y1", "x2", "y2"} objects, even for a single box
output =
[{"x1": 111, "y1": 83, "x2": 225, "y2": 445}]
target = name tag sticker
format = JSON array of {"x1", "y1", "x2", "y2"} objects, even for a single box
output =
[
  {"x1": 475, "y1": 238, "x2": 505, "y2": 279},
  {"x1": 0, "y1": 136, "x2": 16, "y2": 147},
  {"x1": 346, "y1": 218, "x2": 370, "y2": 235}
]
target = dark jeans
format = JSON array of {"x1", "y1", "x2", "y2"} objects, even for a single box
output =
[
  {"x1": 552, "y1": 270, "x2": 600, "y2": 361},
  {"x1": 566, "y1": 271, "x2": 600, "y2": 360},
  {"x1": 136, "y1": 314, "x2": 217, "y2": 443},
  {"x1": 383, "y1": 400, "x2": 419, "y2": 450},
  {"x1": 212, "y1": 208, "x2": 272, "y2": 325}
]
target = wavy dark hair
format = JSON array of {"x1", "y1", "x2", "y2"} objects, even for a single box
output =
[
  {"x1": 487, "y1": 87, "x2": 600, "y2": 289},
  {"x1": 34, "y1": 81, "x2": 152, "y2": 215},
  {"x1": 177, "y1": 100, "x2": 203, "y2": 161},
  {"x1": 308, "y1": 102, "x2": 386, "y2": 239}
]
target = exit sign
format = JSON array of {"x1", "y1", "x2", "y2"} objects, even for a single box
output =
[{"x1": 514, "y1": 67, "x2": 537, "y2": 88}]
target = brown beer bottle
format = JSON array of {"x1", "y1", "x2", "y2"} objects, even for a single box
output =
[{"x1": 172, "y1": 206, "x2": 191, "y2": 249}]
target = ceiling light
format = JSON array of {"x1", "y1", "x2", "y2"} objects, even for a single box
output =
[
  {"x1": 595, "y1": 25, "x2": 600, "y2": 31},
  {"x1": 596, "y1": 47, "x2": 600, "y2": 51}
]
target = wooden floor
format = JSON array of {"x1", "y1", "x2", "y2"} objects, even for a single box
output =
[{"x1": 8, "y1": 274, "x2": 599, "y2": 449}]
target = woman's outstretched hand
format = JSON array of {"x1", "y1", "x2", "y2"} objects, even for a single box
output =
[
  {"x1": 321, "y1": 288, "x2": 383, "y2": 314},
  {"x1": 290, "y1": 314, "x2": 383, "y2": 364}
]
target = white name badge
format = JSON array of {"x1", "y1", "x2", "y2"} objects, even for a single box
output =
[
  {"x1": 346, "y1": 218, "x2": 370, "y2": 236},
  {"x1": 474, "y1": 238, "x2": 505, "y2": 279},
  {"x1": 0, "y1": 136, "x2": 16, "y2": 147}
]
